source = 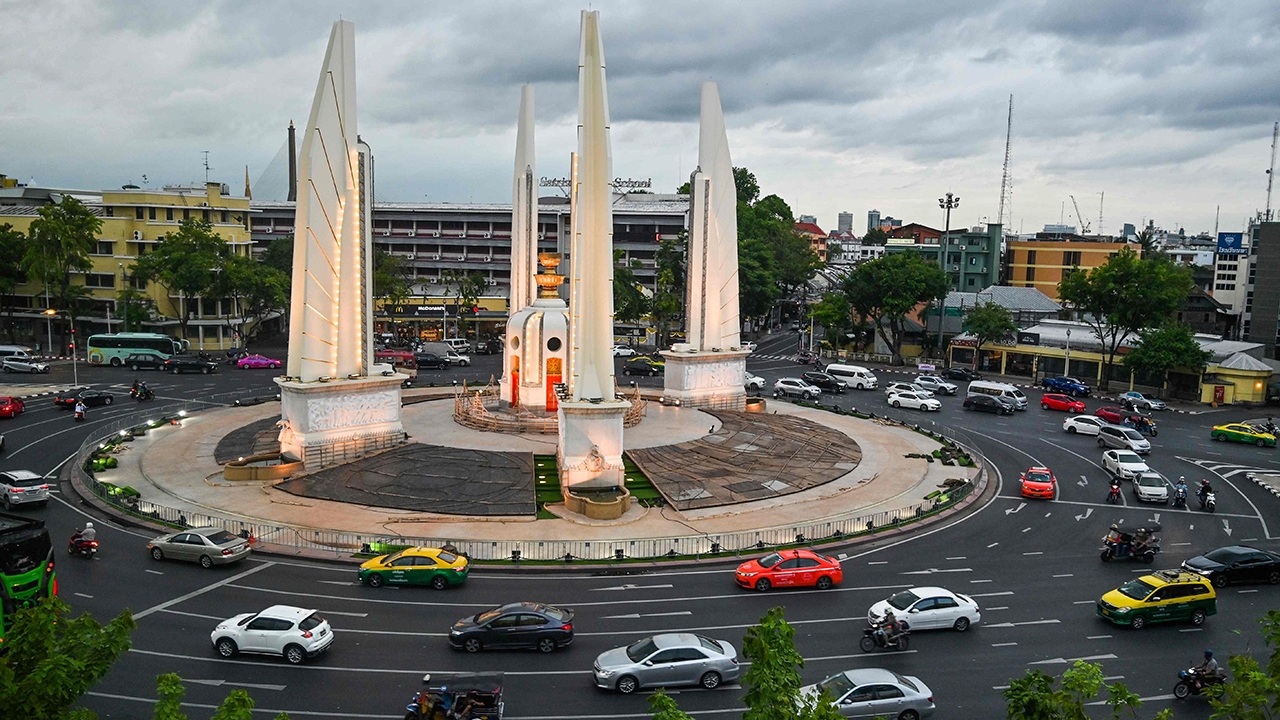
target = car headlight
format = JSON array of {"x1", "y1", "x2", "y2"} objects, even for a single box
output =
[
  {"x1": 597, "y1": 668, "x2": 615, "y2": 678},
  {"x1": 1114, "y1": 606, "x2": 1132, "y2": 614},
  {"x1": 738, "y1": 571, "x2": 757, "y2": 577}
]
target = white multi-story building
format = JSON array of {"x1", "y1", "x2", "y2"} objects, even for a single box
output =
[{"x1": 1211, "y1": 225, "x2": 1255, "y2": 340}]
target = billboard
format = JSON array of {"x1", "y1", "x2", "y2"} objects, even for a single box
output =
[{"x1": 1217, "y1": 232, "x2": 1247, "y2": 256}]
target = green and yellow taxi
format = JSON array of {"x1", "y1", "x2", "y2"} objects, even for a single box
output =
[
  {"x1": 358, "y1": 546, "x2": 469, "y2": 589},
  {"x1": 1210, "y1": 423, "x2": 1277, "y2": 447},
  {"x1": 1096, "y1": 569, "x2": 1216, "y2": 629}
]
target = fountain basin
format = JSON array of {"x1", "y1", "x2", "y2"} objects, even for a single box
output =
[{"x1": 562, "y1": 484, "x2": 632, "y2": 520}]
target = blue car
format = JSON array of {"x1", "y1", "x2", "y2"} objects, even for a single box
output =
[{"x1": 1042, "y1": 376, "x2": 1091, "y2": 397}]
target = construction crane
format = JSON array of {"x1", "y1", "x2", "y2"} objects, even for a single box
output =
[
  {"x1": 1069, "y1": 195, "x2": 1091, "y2": 235},
  {"x1": 997, "y1": 95, "x2": 1014, "y2": 229},
  {"x1": 1266, "y1": 120, "x2": 1278, "y2": 221}
]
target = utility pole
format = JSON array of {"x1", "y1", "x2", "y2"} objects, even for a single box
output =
[
  {"x1": 202, "y1": 151, "x2": 212, "y2": 183},
  {"x1": 997, "y1": 95, "x2": 1014, "y2": 229},
  {"x1": 937, "y1": 192, "x2": 960, "y2": 354}
]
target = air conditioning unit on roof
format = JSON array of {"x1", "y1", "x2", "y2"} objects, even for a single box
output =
[
  {"x1": 433, "y1": 231, "x2": 441, "y2": 238},
  {"x1": 483, "y1": 232, "x2": 491, "y2": 238}
]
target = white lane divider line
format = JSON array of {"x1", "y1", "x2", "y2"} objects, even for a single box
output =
[
  {"x1": 320, "y1": 610, "x2": 369, "y2": 617},
  {"x1": 1053, "y1": 574, "x2": 1074, "y2": 578},
  {"x1": 970, "y1": 579, "x2": 993, "y2": 584},
  {"x1": 867, "y1": 561, "x2": 889, "y2": 565},
  {"x1": 1238, "y1": 589, "x2": 1259, "y2": 594},
  {"x1": 1171, "y1": 542, "x2": 1192, "y2": 546},
  {"x1": 1086, "y1": 635, "x2": 1112, "y2": 640},
  {"x1": 988, "y1": 542, "x2": 999, "y2": 548},
  {"x1": 182, "y1": 678, "x2": 287, "y2": 692},
  {"x1": 946, "y1": 556, "x2": 967, "y2": 560},
  {"x1": 590, "y1": 583, "x2": 675, "y2": 591},
  {"x1": 317, "y1": 581, "x2": 356, "y2": 586},
  {"x1": 146, "y1": 570, "x2": 164, "y2": 575},
  {"x1": 1073, "y1": 600, "x2": 1095, "y2": 605},
  {"x1": 1023, "y1": 551, "x2": 1043, "y2": 556},
  {"x1": 986, "y1": 619, "x2": 1061, "y2": 628},
  {"x1": 985, "y1": 606, "x2": 1010, "y2": 611},
  {"x1": 992, "y1": 642, "x2": 1018, "y2": 648},
  {"x1": 1179, "y1": 628, "x2": 1204, "y2": 633},
  {"x1": 969, "y1": 591, "x2": 1015, "y2": 598},
  {"x1": 1029, "y1": 653, "x2": 1117, "y2": 665},
  {"x1": 74, "y1": 592, "x2": 94, "y2": 599},
  {"x1": 901, "y1": 568, "x2": 973, "y2": 575},
  {"x1": 1022, "y1": 527, "x2": 1032, "y2": 533},
  {"x1": 1103, "y1": 675, "x2": 1125, "y2": 681},
  {"x1": 135, "y1": 562, "x2": 275, "y2": 620},
  {"x1": 601, "y1": 611, "x2": 694, "y2": 619}
]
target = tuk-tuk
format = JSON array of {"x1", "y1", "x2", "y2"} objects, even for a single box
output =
[
  {"x1": 406, "y1": 673, "x2": 504, "y2": 720},
  {"x1": 1101, "y1": 523, "x2": 1161, "y2": 563}
]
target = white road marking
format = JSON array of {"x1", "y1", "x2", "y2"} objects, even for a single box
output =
[
  {"x1": 1179, "y1": 456, "x2": 1274, "y2": 538},
  {"x1": 866, "y1": 561, "x2": 888, "y2": 565},
  {"x1": 1045, "y1": 512, "x2": 1052, "y2": 517},
  {"x1": 74, "y1": 592, "x2": 94, "y2": 599},
  {"x1": 1078, "y1": 475, "x2": 1089, "y2": 488},
  {"x1": 992, "y1": 642, "x2": 1018, "y2": 647},
  {"x1": 1073, "y1": 600, "x2": 1094, "y2": 605},
  {"x1": 1179, "y1": 628, "x2": 1204, "y2": 633},
  {"x1": 1223, "y1": 519, "x2": 1232, "y2": 536},
  {"x1": 945, "y1": 556, "x2": 967, "y2": 560},
  {"x1": 1022, "y1": 527, "x2": 1031, "y2": 533},
  {"x1": 135, "y1": 563, "x2": 275, "y2": 620},
  {"x1": 968, "y1": 591, "x2": 1015, "y2": 598},
  {"x1": 970, "y1": 579, "x2": 993, "y2": 583},
  {"x1": 1241, "y1": 538, "x2": 1258, "y2": 542},
  {"x1": 1087, "y1": 635, "x2": 1112, "y2": 640},
  {"x1": 1171, "y1": 542, "x2": 1192, "y2": 546},
  {"x1": 317, "y1": 581, "x2": 356, "y2": 586},
  {"x1": 1029, "y1": 653, "x2": 1117, "y2": 665},
  {"x1": 901, "y1": 568, "x2": 973, "y2": 575},
  {"x1": 987, "y1": 542, "x2": 999, "y2": 548},
  {"x1": 1239, "y1": 589, "x2": 1259, "y2": 594},
  {"x1": 319, "y1": 610, "x2": 368, "y2": 617},
  {"x1": 1023, "y1": 551, "x2": 1043, "y2": 556},
  {"x1": 987, "y1": 619, "x2": 1061, "y2": 628},
  {"x1": 1103, "y1": 675, "x2": 1125, "y2": 681},
  {"x1": 1088, "y1": 694, "x2": 1175, "y2": 706},
  {"x1": 1053, "y1": 574, "x2": 1074, "y2": 578},
  {"x1": 1005, "y1": 502, "x2": 1027, "y2": 515},
  {"x1": 590, "y1": 583, "x2": 676, "y2": 592},
  {"x1": 601, "y1": 611, "x2": 693, "y2": 619},
  {"x1": 146, "y1": 570, "x2": 164, "y2": 575},
  {"x1": 182, "y1": 678, "x2": 287, "y2": 691},
  {"x1": 986, "y1": 606, "x2": 1010, "y2": 611}
]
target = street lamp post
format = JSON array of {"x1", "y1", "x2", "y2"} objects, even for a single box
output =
[
  {"x1": 937, "y1": 192, "x2": 960, "y2": 356},
  {"x1": 44, "y1": 288, "x2": 53, "y2": 356},
  {"x1": 1065, "y1": 328, "x2": 1072, "y2": 378}
]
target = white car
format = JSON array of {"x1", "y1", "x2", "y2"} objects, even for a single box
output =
[
  {"x1": 888, "y1": 391, "x2": 941, "y2": 412},
  {"x1": 744, "y1": 372, "x2": 766, "y2": 391},
  {"x1": 868, "y1": 586, "x2": 981, "y2": 632},
  {"x1": 211, "y1": 605, "x2": 333, "y2": 664},
  {"x1": 773, "y1": 378, "x2": 821, "y2": 400},
  {"x1": 1, "y1": 357, "x2": 49, "y2": 374},
  {"x1": 884, "y1": 382, "x2": 933, "y2": 398},
  {"x1": 741, "y1": 341, "x2": 758, "y2": 352},
  {"x1": 444, "y1": 350, "x2": 471, "y2": 367},
  {"x1": 1133, "y1": 471, "x2": 1170, "y2": 503},
  {"x1": 0, "y1": 470, "x2": 50, "y2": 510},
  {"x1": 1102, "y1": 449, "x2": 1149, "y2": 480},
  {"x1": 913, "y1": 375, "x2": 958, "y2": 395},
  {"x1": 612, "y1": 345, "x2": 638, "y2": 358},
  {"x1": 1063, "y1": 415, "x2": 1106, "y2": 436}
]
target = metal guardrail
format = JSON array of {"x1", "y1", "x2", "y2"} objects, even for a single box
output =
[{"x1": 73, "y1": 397, "x2": 987, "y2": 563}]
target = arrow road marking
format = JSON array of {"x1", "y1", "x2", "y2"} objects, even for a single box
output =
[
  {"x1": 1075, "y1": 508, "x2": 1094, "y2": 522},
  {"x1": 601, "y1": 611, "x2": 694, "y2": 619},
  {"x1": 1078, "y1": 475, "x2": 1089, "y2": 487},
  {"x1": 986, "y1": 619, "x2": 1062, "y2": 628},
  {"x1": 182, "y1": 678, "x2": 287, "y2": 691},
  {"x1": 1149, "y1": 513, "x2": 1160, "y2": 524},
  {"x1": 1006, "y1": 502, "x2": 1027, "y2": 515},
  {"x1": 1223, "y1": 519, "x2": 1232, "y2": 537},
  {"x1": 590, "y1": 583, "x2": 676, "y2": 592},
  {"x1": 1029, "y1": 653, "x2": 1117, "y2": 665},
  {"x1": 901, "y1": 568, "x2": 973, "y2": 575}
]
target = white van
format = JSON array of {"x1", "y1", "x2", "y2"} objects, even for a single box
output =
[
  {"x1": 442, "y1": 338, "x2": 472, "y2": 353},
  {"x1": 966, "y1": 380, "x2": 1028, "y2": 410},
  {"x1": 824, "y1": 363, "x2": 878, "y2": 390}
]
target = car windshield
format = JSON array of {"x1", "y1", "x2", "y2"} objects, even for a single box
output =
[
  {"x1": 887, "y1": 590, "x2": 919, "y2": 610},
  {"x1": 543, "y1": 605, "x2": 570, "y2": 623},
  {"x1": 758, "y1": 553, "x2": 783, "y2": 568},
  {"x1": 1115, "y1": 453, "x2": 1142, "y2": 463},
  {"x1": 818, "y1": 673, "x2": 855, "y2": 700},
  {"x1": 476, "y1": 608, "x2": 503, "y2": 624},
  {"x1": 1011, "y1": 389, "x2": 1026, "y2": 399},
  {"x1": 1122, "y1": 429, "x2": 1145, "y2": 441},
  {"x1": 696, "y1": 635, "x2": 724, "y2": 654},
  {"x1": 1204, "y1": 548, "x2": 1243, "y2": 563},
  {"x1": 892, "y1": 671, "x2": 918, "y2": 692},
  {"x1": 206, "y1": 530, "x2": 237, "y2": 544},
  {"x1": 1025, "y1": 471, "x2": 1051, "y2": 483},
  {"x1": 626, "y1": 637, "x2": 658, "y2": 663},
  {"x1": 4, "y1": 475, "x2": 45, "y2": 488},
  {"x1": 1139, "y1": 475, "x2": 1165, "y2": 488},
  {"x1": 1118, "y1": 578, "x2": 1156, "y2": 601},
  {"x1": 437, "y1": 550, "x2": 459, "y2": 564},
  {"x1": 299, "y1": 614, "x2": 324, "y2": 631}
]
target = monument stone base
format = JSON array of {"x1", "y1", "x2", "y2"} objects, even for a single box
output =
[
  {"x1": 660, "y1": 347, "x2": 750, "y2": 410},
  {"x1": 556, "y1": 399, "x2": 629, "y2": 490},
  {"x1": 275, "y1": 372, "x2": 408, "y2": 468}
]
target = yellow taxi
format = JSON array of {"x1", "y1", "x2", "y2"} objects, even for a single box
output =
[
  {"x1": 1096, "y1": 568, "x2": 1216, "y2": 630},
  {"x1": 358, "y1": 546, "x2": 469, "y2": 589}
]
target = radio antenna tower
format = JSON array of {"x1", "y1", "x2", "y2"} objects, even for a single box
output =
[
  {"x1": 1266, "y1": 121, "x2": 1278, "y2": 221},
  {"x1": 202, "y1": 150, "x2": 212, "y2": 184},
  {"x1": 997, "y1": 95, "x2": 1014, "y2": 229}
]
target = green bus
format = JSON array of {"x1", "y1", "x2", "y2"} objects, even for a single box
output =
[
  {"x1": 86, "y1": 332, "x2": 188, "y2": 366},
  {"x1": 0, "y1": 512, "x2": 55, "y2": 640}
]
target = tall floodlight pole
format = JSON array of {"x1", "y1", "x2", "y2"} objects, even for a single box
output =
[{"x1": 937, "y1": 192, "x2": 959, "y2": 355}]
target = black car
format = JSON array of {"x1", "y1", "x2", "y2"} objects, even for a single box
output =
[
  {"x1": 962, "y1": 394, "x2": 1012, "y2": 415},
  {"x1": 164, "y1": 355, "x2": 219, "y2": 374},
  {"x1": 623, "y1": 358, "x2": 663, "y2": 376},
  {"x1": 941, "y1": 367, "x2": 982, "y2": 381},
  {"x1": 801, "y1": 371, "x2": 847, "y2": 393},
  {"x1": 54, "y1": 389, "x2": 114, "y2": 408},
  {"x1": 124, "y1": 353, "x2": 166, "y2": 371},
  {"x1": 414, "y1": 352, "x2": 450, "y2": 370},
  {"x1": 449, "y1": 602, "x2": 574, "y2": 653},
  {"x1": 474, "y1": 338, "x2": 503, "y2": 355},
  {"x1": 1181, "y1": 546, "x2": 1280, "y2": 587}
]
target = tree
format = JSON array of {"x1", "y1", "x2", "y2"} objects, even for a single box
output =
[
  {"x1": 738, "y1": 237, "x2": 780, "y2": 321},
  {"x1": 809, "y1": 292, "x2": 851, "y2": 351},
  {"x1": 23, "y1": 196, "x2": 101, "y2": 350},
  {"x1": 261, "y1": 235, "x2": 294, "y2": 276},
  {"x1": 861, "y1": 227, "x2": 889, "y2": 246},
  {"x1": 652, "y1": 233, "x2": 686, "y2": 348},
  {"x1": 842, "y1": 252, "x2": 949, "y2": 365},
  {"x1": 1134, "y1": 227, "x2": 1159, "y2": 259},
  {"x1": 132, "y1": 219, "x2": 226, "y2": 343},
  {"x1": 0, "y1": 223, "x2": 30, "y2": 343},
  {"x1": 213, "y1": 255, "x2": 288, "y2": 346},
  {"x1": 155, "y1": 673, "x2": 292, "y2": 720},
  {"x1": 1209, "y1": 609, "x2": 1280, "y2": 719},
  {"x1": 1122, "y1": 323, "x2": 1210, "y2": 393},
  {"x1": 613, "y1": 250, "x2": 649, "y2": 326},
  {"x1": 964, "y1": 301, "x2": 1016, "y2": 371},
  {"x1": 0, "y1": 597, "x2": 135, "y2": 720},
  {"x1": 1057, "y1": 248, "x2": 1194, "y2": 390},
  {"x1": 1004, "y1": 661, "x2": 1170, "y2": 720},
  {"x1": 741, "y1": 607, "x2": 842, "y2": 720},
  {"x1": 647, "y1": 691, "x2": 694, "y2": 720},
  {"x1": 372, "y1": 246, "x2": 412, "y2": 305},
  {"x1": 441, "y1": 269, "x2": 487, "y2": 340}
]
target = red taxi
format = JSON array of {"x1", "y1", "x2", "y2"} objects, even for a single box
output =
[
  {"x1": 735, "y1": 548, "x2": 843, "y2": 592},
  {"x1": 1040, "y1": 393, "x2": 1085, "y2": 413},
  {"x1": 1020, "y1": 466, "x2": 1057, "y2": 500},
  {"x1": 0, "y1": 396, "x2": 24, "y2": 419}
]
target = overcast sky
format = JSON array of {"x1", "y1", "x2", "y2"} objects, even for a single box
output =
[{"x1": 3, "y1": 0, "x2": 1278, "y2": 236}]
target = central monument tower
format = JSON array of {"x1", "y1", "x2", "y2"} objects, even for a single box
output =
[{"x1": 557, "y1": 10, "x2": 629, "y2": 491}]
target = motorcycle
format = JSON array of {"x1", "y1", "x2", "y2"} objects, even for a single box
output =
[
  {"x1": 68, "y1": 533, "x2": 98, "y2": 558},
  {"x1": 73, "y1": 408, "x2": 86, "y2": 422},
  {"x1": 1107, "y1": 480, "x2": 1122, "y2": 504},
  {"x1": 1101, "y1": 524, "x2": 1160, "y2": 563},
  {"x1": 130, "y1": 387, "x2": 155, "y2": 402},
  {"x1": 1200, "y1": 491, "x2": 1216, "y2": 513},
  {"x1": 859, "y1": 625, "x2": 910, "y2": 653},
  {"x1": 1174, "y1": 667, "x2": 1224, "y2": 699},
  {"x1": 1172, "y1": 486, "x2": 1188, "y2": 510}
]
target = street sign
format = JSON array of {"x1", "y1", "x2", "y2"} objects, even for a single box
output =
[
  {"x1": 918, "y1": 363, "x2": 936, "y2": 372},
  {"x1": 1017, "y1": 331, "x2": 1040, "y2": 346}
]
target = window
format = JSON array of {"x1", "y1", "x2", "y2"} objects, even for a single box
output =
[
  {"x1": 776, "y1": 558, "x2": 802, "y2": 570},
  {"x1": 182, "y1": 209, "x2": 190, "y2": 220},
  {"x1": 517, "y1": 614, "x2": 546, "y2": 627},
  {"x1": 165, "y1": 208, "x2": 174, "y2": 221},
  {"x1": 1063, "y1": 251, "x2": 1082, "y2": 266},
  {"x1": 85, "y1": 273, "x2": 116, "y2": 288},
  {"x1": 795, "y1": 557, "x2": 821, "y2": 568},
  {"x1": 1025, "y1": 266, "x2": 1036, "y2": 281},
  {"x1": 94, "y1": 241, "x2": 114, "y2": 255},
  {"x1": 913, "y1": 598, "x2": 938, "y2": 611},
  {"x1": 672, "y1": 648, "x2": 708, "y2": 662},
  {"x1": 649, "y1": 649, "x2": 684, "y2": 664},
  {"x1": 220, "y1": 211, "x2": 228, "y2": 223},
  {"x1": 874, "y1": 686, "x2": 905, "y2": 700},
  {"x1": 149, "y1": 207, "x2": 156, "y2": 220},
  {"x1": 487, "y1": 615, "x2": 519, "y2": 629},
  {"x1": 130, "y1": 276, "x2": 147, "y2": 290},
  {"x1": 104, "y1": 206, "x2": 114, "y2": 217},
  {"x1": 967, "y1": 277, "x2": 976, "y2": 287},
  {"x1": 135, "y1": 207, "x2": 144, "y2": 220},
  {"x1": 1026, "y1": 250, "x2": 1037, "y2": 264},
  {"x1": 202, "y1": 209, "x2": 209, "y2": 221},
  {"x1": 969, "y1": 255, "x2": 978, "y2": 265}
]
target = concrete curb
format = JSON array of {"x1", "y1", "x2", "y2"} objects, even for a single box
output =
[{"x1": 1244, "y1": 471, "x2": 1280, "y2": 499}]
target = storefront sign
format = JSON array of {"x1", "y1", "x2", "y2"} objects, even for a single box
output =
[
  {"x1": 917, "y1": 363, "x2": 936, "y2": 372},
  {"x1": 1217, "y1": 232, "x2": 1247, "y2": 256},
  {"x1": 1017, "y1": 331, "x2": 1040, "y2": 346},
  {"x1": 1213, "y1": 385, "x2": 1226, "y2": 404}
]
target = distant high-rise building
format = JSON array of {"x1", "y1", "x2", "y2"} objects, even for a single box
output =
[
  {"x1": 838, "y1": 211, "x2": 853, "y2": 233},
  {"x1": 867, "y1": 209, "x2": 881, "y2": 233},
  {"x1": 880, "y1": 215, "x2": 902, "y2": 229},
  {"x1": 798, "y1": 214, "x2": 817, "y2": 224},
  {"x1": 1122, "y1": 223, "x2": 1136, "y2": 238}
]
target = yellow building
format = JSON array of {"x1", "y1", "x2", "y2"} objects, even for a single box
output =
[
  {"x1": 0, "y1": 182, "x2": 254, "y2": 351},
  {"x1": 1006, "y1": 237, "x2": 1133, "y2": 299}
]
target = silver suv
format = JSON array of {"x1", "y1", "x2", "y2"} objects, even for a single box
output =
[
  {"x1": 1097, "y1": 425, "x2": 1151, "y2": 455},
  {"x1": 913, "y1": 375, "x2": 958, "y2": 395},
  {"x1": 593, "y1": 633, "x2": 740, "y2": 694},
  {"x1": 0, "y1": 470, "x2": 50, "y2": 510}
]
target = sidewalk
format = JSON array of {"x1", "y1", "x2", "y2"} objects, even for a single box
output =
[{"x1": 90, "y1": 396, "x2": 971, "y2": 546}]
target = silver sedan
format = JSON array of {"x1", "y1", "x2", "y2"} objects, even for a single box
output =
[
  {"x1": 593, "y1": 633, "x2": 740, "y2": 694},
  {"x1": 148, "y1": 527, "x2": 251, "y2": 568},
  {"x1": 802, "y1": 668, "x2": 935, "y2": 719}
]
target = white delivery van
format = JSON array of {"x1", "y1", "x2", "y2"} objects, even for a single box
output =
[
  {"x1": 442, "y1": 338, "x2": 472, "y2": 353},
  {"x1": 824, "y1": 363, "x2": 878, "y2": 390},
  {"x1": 966, "y1": 380, "x2": 1028, "y2": 410}
]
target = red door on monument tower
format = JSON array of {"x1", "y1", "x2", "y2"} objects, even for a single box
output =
[{"x1": 546, "y1": 357, "x2": 562, "y2": 411}]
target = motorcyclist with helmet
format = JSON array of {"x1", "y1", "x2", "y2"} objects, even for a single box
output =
[
  {"x1": 1198, "y1": 479, "x2": 1214, "y2": 507},
  {"x1": 1192, "y1": 649, "x2": 1225, "y2": 690}
]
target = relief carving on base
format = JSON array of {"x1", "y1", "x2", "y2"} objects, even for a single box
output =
[
  {"x1": 304, "y1": 389, "x2": 400, "y2": 431},
  {"x1": 567, "y1": 444, "x2": 623, "y2": 473}
]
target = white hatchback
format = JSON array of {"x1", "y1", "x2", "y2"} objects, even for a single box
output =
[
  {"x1": 1063, "y1": 415, "x2": 1106, "y2": 436},
  {"x1": 888, "y1": 391, "x2": 941, "y2": 412},
  {"x1": 1102, "y1": 449, "x2": 1149, "y2": 480},
  {"x1": 868, "y1": 586, "x2": 981, "y2": 632},
  {"x1": 211, "y1": 605, "x2": 333, "y2": 664},
  {"x1": 612, "y1": 345, "x2": 638, "y2": 357}
]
